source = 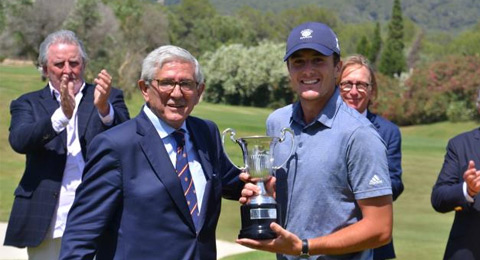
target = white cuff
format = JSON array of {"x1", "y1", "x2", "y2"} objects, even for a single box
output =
[
  {"x1": 51, "y1": 108, "x2": 69, "y2": 133},
  {"x1": 99, "y1": 103, "x2": 114, "y2": 126},
  {"x1": 463, "y1": 182, "x2": 475, "y2": 203}
]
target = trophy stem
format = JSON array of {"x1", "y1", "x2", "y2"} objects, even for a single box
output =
[
  {"x1": 258, "y1": 181, "x2": 268, "y2": 196},
  {"x1": 250, "y1": 181, "x2": 276, "y2": 205}
]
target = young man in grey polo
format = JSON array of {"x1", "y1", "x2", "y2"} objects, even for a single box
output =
[{"x1": 237, "y1": 22, "x2": 393, "y2": 260}]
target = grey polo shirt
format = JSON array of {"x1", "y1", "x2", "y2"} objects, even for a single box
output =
[{"x1": 267, "y1": 88, "x2": 392, "y2": 260}]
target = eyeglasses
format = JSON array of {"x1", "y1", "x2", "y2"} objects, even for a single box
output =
[
  {"x1": 339, "y1": 81, "x2": 371, "y2": 93},
  {"x1": 151, "y1": 79, "x2": 198, "y2": 93}
]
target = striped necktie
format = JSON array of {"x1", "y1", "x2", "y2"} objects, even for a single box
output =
[{"x1": 172, "y1": 130, "x2": 199, "y2": 228}]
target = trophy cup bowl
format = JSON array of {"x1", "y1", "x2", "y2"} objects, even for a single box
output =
[{"x1": 222, "y1": 128, "x2": 295, "y2": 240}]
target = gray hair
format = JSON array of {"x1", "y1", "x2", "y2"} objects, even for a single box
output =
[
  {"x1": 141, "y1": 45, "x2": 204, "y2": 85},
  {"x1": 38, "y1": 30, "x2": 88, "y2": 68}
]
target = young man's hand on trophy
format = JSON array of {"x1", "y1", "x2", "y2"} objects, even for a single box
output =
[{"x1": 239, "y1": 172, "x2": 276, "y2": 205}]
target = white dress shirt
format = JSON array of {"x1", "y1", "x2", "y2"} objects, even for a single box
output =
[
  {"x1": 143, "y1": 105, "x2": 207, "y2": 212},
  {"x1": 49, "y1": 83, "x2": 114, "y2": 238}
]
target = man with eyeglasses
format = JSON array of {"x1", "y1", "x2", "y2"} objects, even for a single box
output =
[
  {"x1": 59, "y1": 45, "x2": 244, "y2": 259},
  {"x1": 431, "y1": 88, "x2": 480, "y2": 260},
  {"x1": 339, "y1": 54, "x2": 404, "y2": 260},
  {"x1": 237, "y1": 22, "x2": 393, "y2": 260}
]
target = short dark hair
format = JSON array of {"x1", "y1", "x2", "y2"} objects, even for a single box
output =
[{"x1": 333, "y1": 53, "x2": 340, "y2": 66}]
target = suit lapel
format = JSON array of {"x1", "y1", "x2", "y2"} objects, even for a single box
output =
[
  {"x1": 39, "y1": 86, "x2": 67, "y2": 147},
  {"x1": 137, "y1": 112, "x2": 196, "y2": 232},
  {"x1": 39, "y1": 85, "x2": 59, "y2": 114}
]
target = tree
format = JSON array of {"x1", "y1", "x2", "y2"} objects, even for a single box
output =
[
  {"x1": 183, "y1": 15, "x2": 256, "y2": 56},
  {"x1": 64, "y1": 0, "x2": 101, "y2": 37},
  {"x1": 378, "y1": 0, "x2": 406, "y2": 77},
  {"x1": 235, "y1": 6, "x2": 283, "y2": 41},
  {"x1": 105, "y1": 0, "x2": 169, "y2": 96},
  {"x1": 63, "y1": 0, "x2": 120, "y2": 83},
  {"x1": 279, "y1": 5, "x2": 340, "y2": 38},
  {"x1": 201, "y1": 42, "x2": 291, "y2": 107},
  {"x1": 0, "y1": 0, "x2": 75, "y2": 62},
  {"x1": 0, "y1": 0, "x2": 169, "y2": 97},
  {"x1": 356, "y1": 35, "x2": 370, "y2": 57},
  {"x1": 401, "y1": 55, "x2": 480, "y2": 124},
  {"x1": 167, "y1": 0, "x2": 217, "y2": 55},
  {"x1": 445, "y1": 22, "x2": 480, "y2": 56},
  {"x1": 368, "y1": 22, "x2": 382, "y2": 64},
  {"x1": 0, "y1": 1, "x2": 6, "y2": 33}
]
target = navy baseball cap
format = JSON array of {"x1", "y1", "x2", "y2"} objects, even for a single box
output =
[{"x1": 284, "y1": 22, "x2": 340, "y2": 61}]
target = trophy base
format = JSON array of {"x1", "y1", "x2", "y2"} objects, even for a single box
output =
[{"x1": 238, "y1": 203, "x2": 280, "y2": 240}]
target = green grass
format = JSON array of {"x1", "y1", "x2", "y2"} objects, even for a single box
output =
[{"x1": 1, "y1": 64, "x2": 474, "y2": 259}]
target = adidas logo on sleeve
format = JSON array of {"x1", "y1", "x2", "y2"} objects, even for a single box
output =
[{"x1": 368, "y1": 174, "x2": 383, "y2": 186}]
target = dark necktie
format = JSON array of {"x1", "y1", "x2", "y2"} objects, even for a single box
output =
[{"x1": 172, "y1": 130, "x2": 199, "y2": 228}]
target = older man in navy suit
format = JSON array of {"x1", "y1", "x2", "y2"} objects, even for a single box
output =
[
  {"x1": 431, "y1": 90, "x2": 480, "y2": 260},
  {"x1": 3, "y1": 30, "x2": 130, "y2": 259},
  {"x1": 339, "y1": 54, "x2": 404, "y2": 260},
  {"x1": 59, "y1": 45, "x2": 244, "y2": 259}
]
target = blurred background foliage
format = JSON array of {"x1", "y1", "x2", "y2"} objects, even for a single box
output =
[{"x1": 1, "y1": 0, "x2": 480, "y2": 125}]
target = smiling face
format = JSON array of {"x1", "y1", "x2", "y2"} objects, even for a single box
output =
[
  {"x1": 43, "y1": 42, "x2": 85, "y2": 93},
  {"x1": 287, "y1": 49, "x2": 341, "y2": 106},
  {"x1": 339, "y1": 64, "x2": 374, "y2": 114},
  {"x1": 139, "y1": 60, "x2": 204, "y2": 129}
]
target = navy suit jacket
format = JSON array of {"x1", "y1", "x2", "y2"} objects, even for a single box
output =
[
  {"x1": 367, "y1": 111, "x2": 404, "y2": 260},
  {"x1": 59, "y1": 110, "x2": 243, "y2": 260},
  {"x1": 431, "y1": 128, "x2": 480, "y2": 260},
  {"x1": 4, "y1": 84, "x2": 130, "y2": 248}
]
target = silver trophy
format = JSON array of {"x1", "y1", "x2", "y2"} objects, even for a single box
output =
[{"x1": 222, "y1": 128, "x2": 294, "y2": 239}]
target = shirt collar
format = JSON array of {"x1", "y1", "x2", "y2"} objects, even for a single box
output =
[
  {"x1": 143, "y1": 105, "x2": 187, "y2": 139},
  {"x1": 291, "y1": 87, "x2": 342, "y2": 129}
]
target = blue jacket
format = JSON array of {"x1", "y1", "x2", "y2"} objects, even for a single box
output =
[
  {"x1": 367, "y1": 111, "x2": 404, "y2": 260},
  {"x1": 432, "y1": 128, "x2": 480, "y2": 260},
  {"x1": 59, "y1": 111, "x2": 243, "y2": 259},
  {"x1": 4, "y1": 84, "x2": 130, "y2": 248}
]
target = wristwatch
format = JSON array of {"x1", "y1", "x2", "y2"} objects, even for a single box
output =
[{"x1": 300, "y1": 239, "x2": 310, "y2": 258}]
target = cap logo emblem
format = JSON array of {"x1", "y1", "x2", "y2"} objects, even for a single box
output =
[{"x1": 300, "y1": 29, "x2": 313, "y2": 40}]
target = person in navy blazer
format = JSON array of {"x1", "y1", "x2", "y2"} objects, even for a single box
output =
[
  {"x1": 3, "y1": 30, "x2": 130, "y2": 259},
  {"x1": 59, "y1": 45, "x2": 244, "y2": 260},
  {"x1": 431, "y1": 92, "x2": 480, "y2": 260},
  {"x1": 339, "y1": 54, "x2": 404, "y2": 260}
]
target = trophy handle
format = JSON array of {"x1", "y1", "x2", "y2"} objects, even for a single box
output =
[
  {"x1": 222, "y1": 128, "x2": 246, "y2": 171},
  {"x1": 272, "y1": 127, "x2": 295, "y2": 170}
]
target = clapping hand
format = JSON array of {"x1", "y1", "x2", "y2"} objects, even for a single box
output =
[
  {"x1": 463, "y1": 160, "x2": 480, "y2": 197},
  {"x1": 59, "y1": 74, "x2": 76, "y2": 119},
  {"x1": 94, "y1": 69, "x2": 112, "y2": 116}
]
